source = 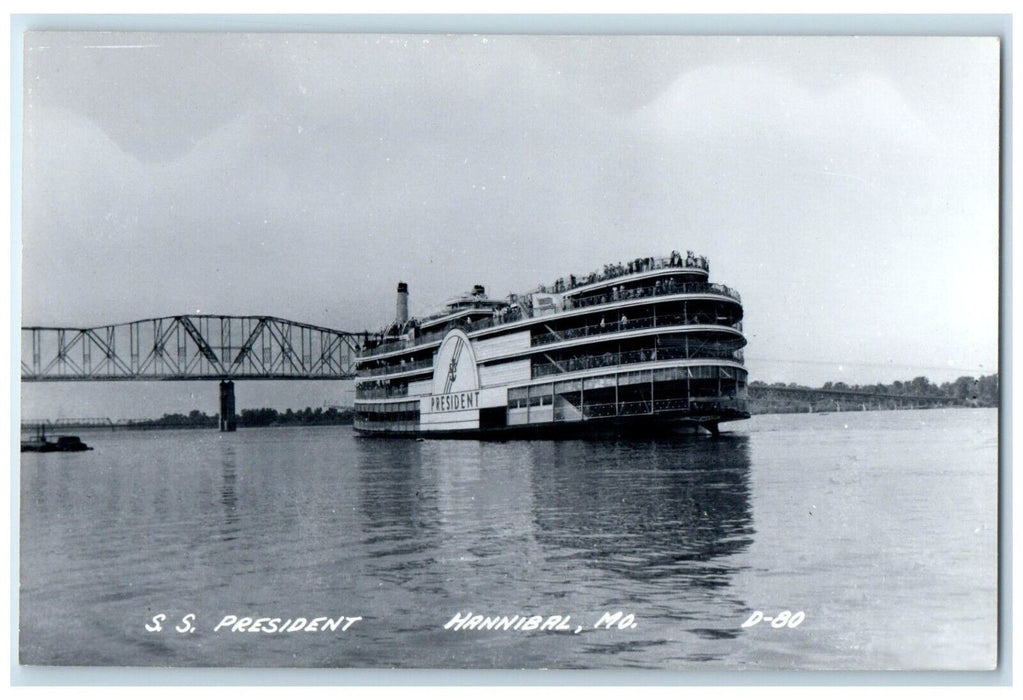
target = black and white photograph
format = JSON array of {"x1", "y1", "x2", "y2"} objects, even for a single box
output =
[{"x1": 13, "y1": 17, "x2": 1003, "y2": 677}]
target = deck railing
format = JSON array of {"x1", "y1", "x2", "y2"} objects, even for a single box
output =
[
  {"x1": 532, "y1": 312, "x2": 742, "y2": 347},
  {"x1": 569, "y1": 279, "x2": 741, "y2": 307},
  {"x1": 355, "y1": 384, "x2": 411, "y2": 399},
  {"x1": 360, "y1": 357, "x2": 434, "y2": 377},
  {"x1": 535, "y1": 253, "x2": 709, "y2": 296},
  {"x1": 577, "y1": 397, "x2": 749, "y2": 418},
  {"x1": 532, "y1": 345, "x2": 744, "y2": 378}
]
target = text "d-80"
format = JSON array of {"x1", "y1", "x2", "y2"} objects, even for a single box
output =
[{"x1": 741, "y1": 610, "x2": 805, "y2": 628}]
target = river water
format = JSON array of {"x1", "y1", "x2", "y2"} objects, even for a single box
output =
[{"x1": 18, "y1": 408, "x2": 998, "y2": 670}]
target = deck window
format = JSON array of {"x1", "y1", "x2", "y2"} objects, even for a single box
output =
[
  {"x1": 619, "y1": 370, "x2": 652, "y2": 386},
  {"x1": 555, "y1": 379, "x2": 582, "y2": 393},
  {"x1": 583, "y1": 375, "x2": 616, "y2": 390}
]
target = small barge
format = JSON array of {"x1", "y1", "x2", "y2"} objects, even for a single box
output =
[{"x1": 21, "y1": 426, "x2": 93, "y2": 453}]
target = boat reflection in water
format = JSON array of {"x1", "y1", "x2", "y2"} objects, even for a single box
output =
[
  {"x1": 526, "y1": 435, "x2": 755, "y2": 663},
  {"x1": 528, "y1": 435, "x2": 753, "y2": 585},
  {"x1": 354, "y1": 439, "x2": 445, "y2": 596},
  {"x1": 352, "y1": 432, "x2": 753, "y2": 667}
]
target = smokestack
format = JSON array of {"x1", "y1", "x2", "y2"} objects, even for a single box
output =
[{"x1": 396, "y1": 282, "x2": 409, "y2": 325}]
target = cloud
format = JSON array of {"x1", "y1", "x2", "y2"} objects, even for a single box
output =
[{"x1": 20, "y1": 34, "x2": 1000, "y2": 386}]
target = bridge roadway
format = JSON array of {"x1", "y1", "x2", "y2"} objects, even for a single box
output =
[
  {"x1": 22, "y1": 315, "x2": 363, "y2": 431},
  {"x1": 748, "y1": 384, "x2": 958, "y2": 411}
]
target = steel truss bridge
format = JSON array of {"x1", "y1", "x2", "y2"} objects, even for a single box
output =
[
  {"x1": 748, "y1": 384, "x2": 958, "y2": 411},
  {"x1": 21, "y1": 315, "x2": 363, "y2": 382}
]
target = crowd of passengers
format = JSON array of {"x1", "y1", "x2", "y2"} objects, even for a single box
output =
[
  {"x1": 547, "y1": 343, "x2": 740, "y2": 374},
  {"x1": 539, "y1": 250, "x2": 707, "y2": 295},
  {"x1": 559, "y1": 348, "x2": 661, "y2": 372},
  {"x1": 365, "y1": 251, "x2": 712, "y2": 354},
  {"x1": 535, "y1": 310, "x2": 732, "y2": 343},
  {"x1": 570, "y1": 276, "x2": 696, "y2": 307},
  {"x1": 355, "y1": 379, "x2": 408, "y2": 398},
  {"x1": 370, "y1": 272, "x2": 718, "y2": 347},
  {"x1": 494, "y1": 272, "x2": 706, "y2": 323}
]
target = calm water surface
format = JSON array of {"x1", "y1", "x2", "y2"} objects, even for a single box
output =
[{"x1": 19, "y1": 409, "x2": 997, "y2": 670}]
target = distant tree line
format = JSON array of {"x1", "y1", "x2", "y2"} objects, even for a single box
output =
[
  {"x1": 236, "y1": 406, "x2": 354, "y2": 427},
  {"x1": 129, "y1": 406, "x2": 354, "y2": 429},
  {"x1": 749, "y1": 374, "x2": 999, "y2": 407},
  {"x1": 126, "y1": 374, "x2": 998, "y2": 428}
]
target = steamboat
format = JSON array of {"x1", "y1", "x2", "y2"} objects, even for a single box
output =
[{"x1": 353, "y1": 252, "x2": 749, "y2": 437}]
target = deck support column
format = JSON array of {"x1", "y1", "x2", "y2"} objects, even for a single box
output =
[{"x1": 219, "y1": 380, "x2": 237, "y2": 432}]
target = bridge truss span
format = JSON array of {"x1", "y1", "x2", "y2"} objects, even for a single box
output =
[{"x1": 22, "y1": 315, "x2": 363, "y2": 381}]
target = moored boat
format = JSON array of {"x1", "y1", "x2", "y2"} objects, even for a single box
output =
[{"x1": 21, "y1": 435, "x2": 93, "y2": 453}]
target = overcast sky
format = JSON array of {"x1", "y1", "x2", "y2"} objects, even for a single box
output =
[{"x1": 19, "y1": 32, "x2": 1000, "y2": 416}]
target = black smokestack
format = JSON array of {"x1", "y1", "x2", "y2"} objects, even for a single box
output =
[{"x1": 396, "y1": 282, "x2": 409, "y2": 325}]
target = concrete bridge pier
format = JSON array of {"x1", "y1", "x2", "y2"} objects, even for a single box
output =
[{"x1": 219, "y1": 380, "x2": 237, "y2": 432}]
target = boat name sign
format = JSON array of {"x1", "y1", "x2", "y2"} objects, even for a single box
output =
[{"x1": 428, "y1": 391, "x2": 481, "y2": 413}]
